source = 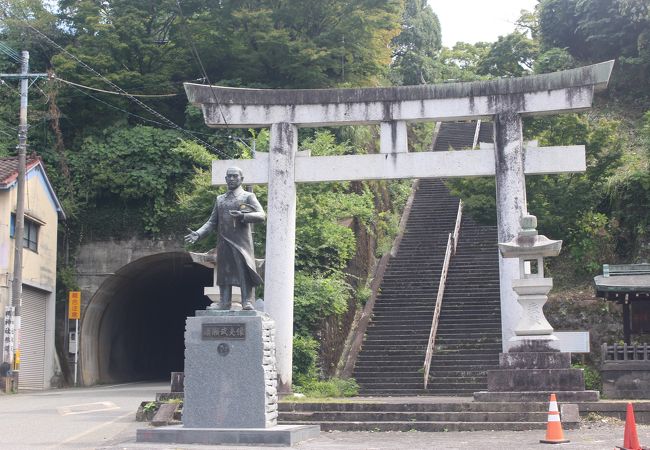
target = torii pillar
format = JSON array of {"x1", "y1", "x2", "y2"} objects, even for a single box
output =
[{"x1": 185, "y1": 61, "x2": 614, "y2": 394}]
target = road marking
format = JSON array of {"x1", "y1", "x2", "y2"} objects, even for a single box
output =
[
  {"x1": 47, "y1": 410, "x2": 134, "y2": 449},
  {"x1": 35, "y1": 381, "x2": 164, "y2": 396},
  {"x1": 57, "y1": 401, "x2": 120, "y2": 415}
]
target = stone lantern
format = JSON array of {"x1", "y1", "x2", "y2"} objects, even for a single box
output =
[
  {"x1": 498, "y1": 214, "x2": 561, "y2": 342},
  {"x1": 474, "y1": 214, "x2": 599, "y2": 402}
]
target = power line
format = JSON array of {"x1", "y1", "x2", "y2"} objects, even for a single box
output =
[
  {"x1": 0, "y1": 42, "x2": 21, "y2": 63},
  {"x1": 0, "y1": 119, "x2": 18, "y2": 131},
  {"x1": 20, "y1": 20, "x2": 233, "y2": 159},
  {"x1": 0, "y1": 128, "x2": 14, "y2": 138},
  {"x1": 0, "y1": 78, "x2": 21, "y2": 95},
  {"x1": 59, "y1": 77, "x2": 238, "y2": 145},
  {"x1": 55, "y1": 76, "x2": 179, "y2": 98},
  {"x1": 62, "y1": 81, "x2": 171, "y2": 128}
]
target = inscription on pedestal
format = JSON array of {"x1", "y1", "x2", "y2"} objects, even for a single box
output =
[{"x1": 202, "y1": 323, "x2": 246, "y2": 339}]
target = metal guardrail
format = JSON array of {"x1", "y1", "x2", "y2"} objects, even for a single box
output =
[
  {"x1": 423, "y1": 200, "x2": 463, "y2": 389},
  {"x1": 602, "y1": 343, "x2": 650, "y2": 361}
]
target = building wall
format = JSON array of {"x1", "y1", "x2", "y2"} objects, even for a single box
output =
[{"x1": 0, "y1": 165, "x2": 59, "y2": 389}]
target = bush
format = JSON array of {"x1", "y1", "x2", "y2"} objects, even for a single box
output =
[
  {"x1": 294, "y1": 377, "x2": 359, "y2": 398},
  {"x1": 292, "y1": 334, "x2": 319, "y2": 385},
  {"x1": 293, "y1": 273, "x2": 349, "y2": 336},
  {"x1": 573, "y1": 363, "x2": 602, "y2": 393}
]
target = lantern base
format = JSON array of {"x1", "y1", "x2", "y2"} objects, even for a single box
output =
[{"x1": 479, "y1": 339, "x2": 596, "y2": 400}]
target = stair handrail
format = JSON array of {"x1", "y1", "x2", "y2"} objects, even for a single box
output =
[
  {"x1": 453, "y1": 200, "x2": 463, "y2": 254},
  {"x1": 423, "y1": 199, "x2": 463, "y2": 389}
]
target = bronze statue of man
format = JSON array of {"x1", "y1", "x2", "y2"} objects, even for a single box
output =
[{"x1": 185, "y1": 167, "x2": 266, "y2": 310}]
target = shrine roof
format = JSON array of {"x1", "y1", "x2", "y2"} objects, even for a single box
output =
[
  {"x1": 594, "y1": 264, "x2": 650, "y2": 298},
  {"x1": 594, "y1": 274, "x2": 650, "y2": 296}
]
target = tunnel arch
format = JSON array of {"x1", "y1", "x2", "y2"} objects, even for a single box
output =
[{"x1": 80, "y1": 252, "x2": 211, "y2": 385}]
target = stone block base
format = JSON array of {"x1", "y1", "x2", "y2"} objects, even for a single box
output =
[
  {"x1": 499, "y1": 351, "x2": 570, "y2": 369},
  {"x1": 136, "y1": 425, "x2": 320, "y2": 446},
  {"x1": 602, "y1": 361, "x2": 650, "y2": 399},
  {"x1": 487, "y1": 368, "x2": 585, "y2": 391},
  {"x1": 475, "y1": 340, "x2": 598, "y2": 401}
]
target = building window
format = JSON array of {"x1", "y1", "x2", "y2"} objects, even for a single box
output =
[{"x1": 10, "y1": 214, "x2": 39, "y2": 252}]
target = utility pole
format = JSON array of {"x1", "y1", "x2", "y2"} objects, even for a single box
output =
[{"x1": 0, "y1": 51, "x2": 47, "y2": 378}]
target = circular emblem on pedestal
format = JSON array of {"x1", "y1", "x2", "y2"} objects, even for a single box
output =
[{"x1": 217, "y1": 343, "x2": 230, "y2": 356}]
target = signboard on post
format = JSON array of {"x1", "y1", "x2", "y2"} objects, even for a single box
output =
[
  {"x1": 3, "y1": 306, "x2": 15, "y2": 364},
  {"x1": 68, "y1": 291, "x2": 81, "y2": 386},
  {"x1": 68, "y1": 291, "x2": 81, "y2": 320}
]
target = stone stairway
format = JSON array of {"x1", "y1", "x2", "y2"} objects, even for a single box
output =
[
  {"x1": 353, "y1": 179, "x2": 459, "y2": 395},
  {"x1": 352, "y1": 178, "x2": 502, "y2": 396},
  {"x1": 426, "y1": 216, "x2": 501, "y2": 395},
  {"x1": 278, "y1": 399, "x2": 575, "y2": 432}
]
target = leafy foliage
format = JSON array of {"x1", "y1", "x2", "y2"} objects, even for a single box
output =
[
  {"x1": 389, "y1": 0, "x2": 441, "y2": 85},
  {"x1": 69, "y1": 125, "x2": 212, "y2": 234},
  {"x1": 436, "y1": 42, "x2": 492, "y2": 82},
  {"x1": 293, "y1": 272, "x2": 349, "y2": 337},
  {"x1": 293, "y1": 377, "x2": 359, "y2": 398},
  {"x1": 292, "y1": 334, "x2": 319, "y2": 385},
  {"x1": 185, "y1": 0, "x2": 402, "y2": 88},
  {"x1": 538, "y1": 0, "x2": 650, "y2": 102},
  {"x1": 477, "y1": 31, "x2": 538, "y2": 77},
  {"x1": 295, "y1": 131, "x2": 375, "y2": 274}
]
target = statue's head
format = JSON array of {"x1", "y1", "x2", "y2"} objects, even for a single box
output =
[{"x1": 225, "y1": 166, "x2": 244, "y2": 190}]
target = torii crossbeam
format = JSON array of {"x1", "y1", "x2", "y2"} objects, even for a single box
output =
[{"x1": 185, "y1": 61, "x2": 614, "y2": 394}]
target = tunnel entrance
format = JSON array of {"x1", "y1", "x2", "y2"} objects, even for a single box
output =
[{"x1": 80, "y1": 252, "x2": 211, "y2": 385}]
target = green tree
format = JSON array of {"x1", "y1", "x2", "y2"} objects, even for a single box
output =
[
  {"x1": 52, "y1": 0, "x2": 191, "y2": 136},
  {"x1": 389, "y1": 0, "x2": 442, "y2": 85},
  {"x1": 477, "y1": 31, "x2": 538, "y2": 77},
  {"x1": 534, "y1": 47, "x2": 576, "y2": 74},
  {"x1": 538, "y1": 0, "x2": 650, "y2": 101},
  {"x1": 436, "y1": 41, "x2": 491, "y2": 81},
  {"x1": 606, "y1": 111, "x2": 650, "y2": 257},
  {"x1": 187, "y1": 0, "x2": 402, "y2": 88},
  {"x1": 69, "y1": 125, "x2": 212, "y2": 235}
]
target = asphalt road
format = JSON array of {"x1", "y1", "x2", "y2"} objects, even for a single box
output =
[
  {"x1": 0, "y1": 381, "x2": 161, "y2": 449},
  {"x1": 1, "y1": 382, "x2": 649, "y2": 449}
]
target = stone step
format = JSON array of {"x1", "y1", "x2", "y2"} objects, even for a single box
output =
[
  {"x1": 354, "y1": 375, "x2": 424, "y2": 383},
  {"x1": 354, "y1": 366, "x2": 422, "y2": 373},
  {"x1": 358, "y1": 382, "x2": 426, "y2": 390},
  {"x1": 280, "y1": 411, "x2": 549, "y2": 423},
  {"x1": 279, "y1": 420, "x2": 553, "y2": 432},
  {"x1": 360, "y1": 344, "x2": 427, "y2": 351},
  {"x1": 356, "y1": 350, "x2": 426, "y2": 357},
  {"x1": 279, "y1": 401, "x2": 551, "y2": 413}
]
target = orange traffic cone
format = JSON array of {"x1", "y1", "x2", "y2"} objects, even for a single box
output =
[
  {"x1": 540, "y1": 393, "x2": 570, "y2": 444},
  {"x1": 616, "y1": 402, "x2": 647, "y2": 450}
]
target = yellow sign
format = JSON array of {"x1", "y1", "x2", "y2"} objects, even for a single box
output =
[{"x1": 69, "y1": 291, "x2": 81, "y2": 320}]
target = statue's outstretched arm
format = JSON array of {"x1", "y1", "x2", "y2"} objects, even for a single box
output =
[
  {"x1": 241, "y1": 194, "x2": 266, "y2": 223},
  {"x1": 186, "y1": 198, "x2": 220, "y2": 242}
]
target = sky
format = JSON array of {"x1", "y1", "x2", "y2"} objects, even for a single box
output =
[{"x1": 428, "y1": 0, "x2": 539, "y2": 47}]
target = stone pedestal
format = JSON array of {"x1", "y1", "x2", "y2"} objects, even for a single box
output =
[
  {"x1": 474, "y1": 340, "x2": 599, "y2": 402},
  {"x1": 137, "y1": 310, "x2": 319, "y2": 446},
  {"x1": 183, "y1": 310, "x2": 277, "y2": 428},
  {"x1": 602, "y1": 360, "x2": 650, "y2": 399}
]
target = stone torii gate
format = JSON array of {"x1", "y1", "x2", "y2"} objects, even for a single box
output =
[{"x1": 184, "y1": 61, "x2": 614, "y2": 394}]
